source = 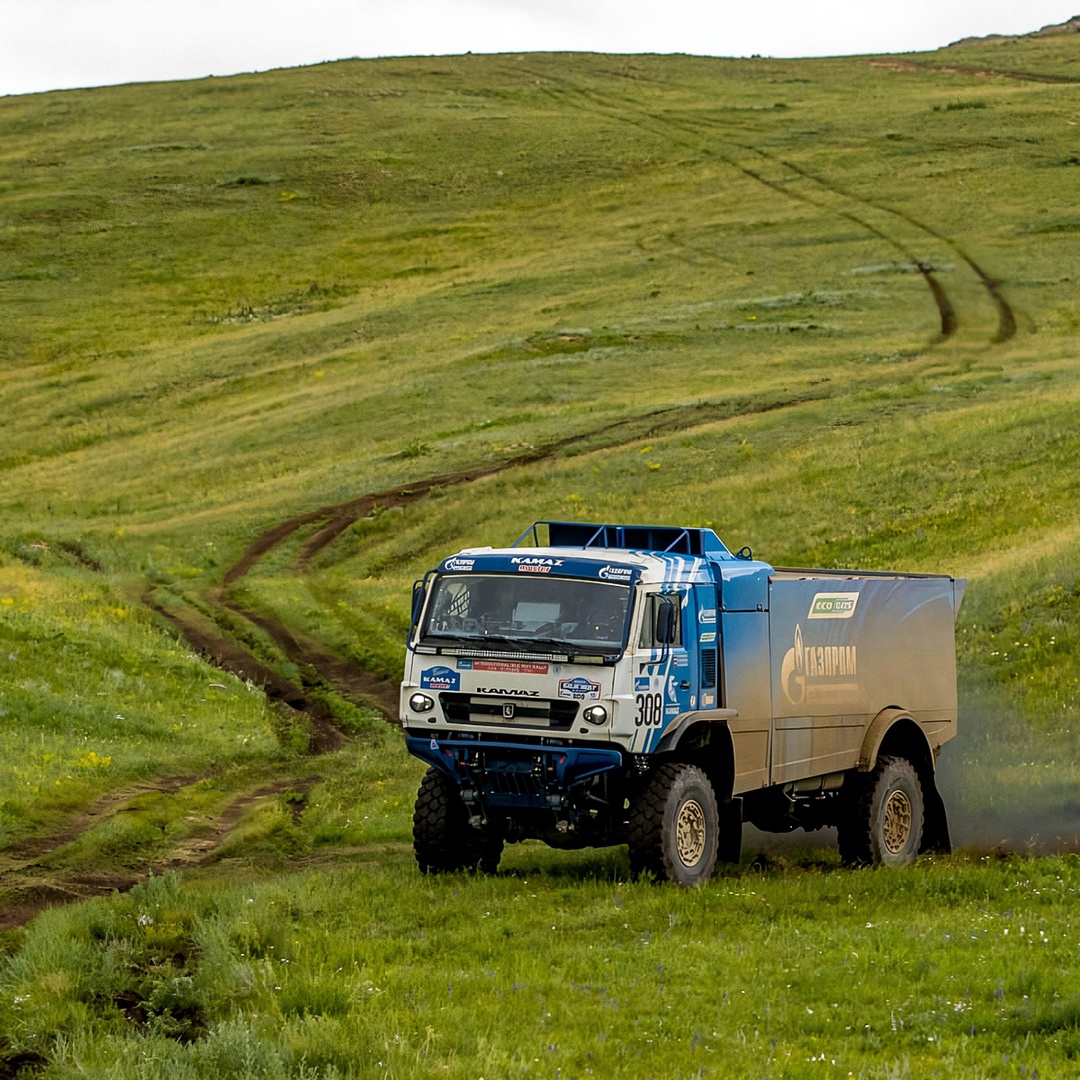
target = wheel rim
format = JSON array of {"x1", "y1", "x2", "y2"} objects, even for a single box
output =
[
  {"x1": 675, "y1": 798, "x2": 707, "y2": 867},
  {"x1": 882, "y1": 789, "x2": 912, "y2": 855}
]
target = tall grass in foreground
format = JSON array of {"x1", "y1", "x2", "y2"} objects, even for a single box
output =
[{"x1": 4, "y1": 855, "x2": 1080, "y2": 1078}]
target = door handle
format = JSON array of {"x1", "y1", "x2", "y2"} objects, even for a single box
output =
[{"x1": 680, "y1": 680, "x2": 691, "y2": 690}]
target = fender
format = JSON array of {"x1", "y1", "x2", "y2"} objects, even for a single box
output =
[
  {"x1": 654, "y1": 708, "x2": 738, "y2": 754},
  {"x1": 857, "y1": 707, "x2": 934, "y2": 772}
]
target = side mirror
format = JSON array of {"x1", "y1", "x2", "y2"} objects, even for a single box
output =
[
  {"x1": 410, "y1": 580, "x2": 427, "y2": 631},
  {"x1": 655, "y1": 598, "x2": 677, "y2": 646}
]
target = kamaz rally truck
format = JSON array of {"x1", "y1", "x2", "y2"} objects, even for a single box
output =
[{"x1": 400, "y1": 522, "x2": 965, "y2": 884}]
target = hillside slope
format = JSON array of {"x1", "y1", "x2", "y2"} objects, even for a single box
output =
[{"x1": 1, "y1": 37, "x2": 1080, "y2": 1074}]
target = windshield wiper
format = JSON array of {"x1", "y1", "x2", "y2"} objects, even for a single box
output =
[{"x1": 423, "y1": 633, "x2": 536, "y2": 653}]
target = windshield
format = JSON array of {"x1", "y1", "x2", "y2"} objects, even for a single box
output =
[{"x1": 420, "y1": 573, "x2": 630, "y2": 655}]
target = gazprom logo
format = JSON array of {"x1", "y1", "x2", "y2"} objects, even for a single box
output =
[{"x1": 807, "y1": 592, "x2": 859, "y2": 620}]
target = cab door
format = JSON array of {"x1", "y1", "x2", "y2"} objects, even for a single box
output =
[{"x1": 631, "y1": 587, "x2": 692, "y2": 752}]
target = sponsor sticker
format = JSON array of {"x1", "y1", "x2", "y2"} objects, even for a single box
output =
[
  {"x1": 511, "y1": 557, "x2": 563, "y2": 571},
  {"x1": 471, "y1": 659, "x2": 548, "y2": 675},
  {"x1": 598, "y1": 564, "x2": 634, "y2": 582},
  {"x1": 807, "y1": 592, "x2": 859, "y2": 620},
  {"x1": 702, "y1": 693, "x2": 715, "y2": 707},
  {"x1": 672, "y1": 654, "x2": 689, "y2": 668},
  {"x1": 420, "y1": 666, "x2": 460, "y2": 691},
  {"x1": 443, "y1": 557, "x2": 475, "y2": 572},
  {"x1": 558, "y1": 676, "x2": 601, "y2": 701},
  {"x1": 665, "y1": 704, "x2": 680, "y2": 717},
  {"x1": 700, "y1": 632, "x2": 716, "y2": 644},
  {"x1": 698, "y1": 607, "x2": 717, "y2": 623},
  {"x1": 634, "y1": 676, "x2": 653, "y2": 692},
  {"x1": 456, "y1": 658, "x2": 473, "y2": 669}
]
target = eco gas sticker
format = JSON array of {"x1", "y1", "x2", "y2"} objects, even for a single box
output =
[
  {"x1": 807, "y1": 592, "x2": 859, "y2": 619},
  {"x1": 420, "y1": 666, "x2": 460, "y2": 691},
  {"x1": 558, "y1": 676, "x2": 601, "y2": 701}
]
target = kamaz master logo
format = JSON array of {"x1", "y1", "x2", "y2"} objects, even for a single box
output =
[
  {"x1": 807, "y1": 592, "x2": 859, "y2": 619},
  {"x1": 511, "y1": 557, "x2": 563, "y2": 574}
]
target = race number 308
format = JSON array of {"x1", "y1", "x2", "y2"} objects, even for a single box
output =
[{"x1": 635, "y1": 692, "x2": 663, "y2": 727}]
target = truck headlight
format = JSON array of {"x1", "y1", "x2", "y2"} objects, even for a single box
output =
[
  {"x1": 409, "y1": 693, "x2": 435, "y2": 713},
  {"x1": 582, "y1": 705, "x2": 608, "y2": 725}
]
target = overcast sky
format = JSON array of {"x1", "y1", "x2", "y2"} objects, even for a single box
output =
[{"x1": 2, "y1": 0, "x2": 1077, "y2": 98}]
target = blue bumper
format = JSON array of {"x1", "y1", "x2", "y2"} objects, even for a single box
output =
[{"x1": 405, "y1": 736, "x2": 625, "y2": 809}]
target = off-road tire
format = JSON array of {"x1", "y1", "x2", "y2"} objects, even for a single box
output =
[
  {"x1": 412, "y1": 768, "x2": 503, "y2": 874},
  {"x1": 838, "y1": 755, "x2": 924, "y2": 868},
  {"x1": 628, "y1": 763, "x2": 720, "y2": 886}
]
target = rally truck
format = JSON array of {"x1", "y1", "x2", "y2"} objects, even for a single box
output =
[{"x1": 400, "y1": 522, "x2": 965, "y2": 885}]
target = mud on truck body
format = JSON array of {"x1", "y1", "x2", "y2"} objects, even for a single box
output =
[{"x1": 400, "y1": 522, "x2": 965, "y2": 884}]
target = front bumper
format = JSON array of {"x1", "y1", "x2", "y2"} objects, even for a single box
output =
[{"x1": 405, "y1": 735, "x2": 625, "y2": 810}]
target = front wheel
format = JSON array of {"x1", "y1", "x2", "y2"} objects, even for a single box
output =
[
  {"x1": 412, "y1": 768, "x2": 503, "y2": 874},
  {"x1": 628, "y1": 763, "x2": 720, "y2": 886},
  {"x1": 838, "y1": 755, "x2": 924, "y2": 868}
]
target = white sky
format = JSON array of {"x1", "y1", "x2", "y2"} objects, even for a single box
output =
[{"x1": 2, "y1": 0, "x2": 1078, "y2": 98}]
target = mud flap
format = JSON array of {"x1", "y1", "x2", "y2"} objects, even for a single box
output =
[
  {"x1": 919, "y1": 776, "x2": 952, "y2": 855},
  {"x1": 718, "y1": 797, "x2": 743, "y2": 864}
]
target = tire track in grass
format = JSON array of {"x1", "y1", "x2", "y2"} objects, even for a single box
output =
[
  {"x1": 0, "y1": 775, "x2": 204, "y2": 871},
  {"x1": 156, "y1": 775, "x2": 322, "y2": 867},
  {"x1": 0, "y1": 776, "x2": 206, "y2": 930},
  {"x1": 0, "y1": 776, "x2": 323, "y2": 929},
  {"x1": 178, "y1": 393, "x2": 836, "y2": 723},
  {"x1": 723, "y1": 157, "x2": 959, "y2": 342},
  {"x1": 654, "y1": 105, "x2": 1015, "y2": 341},
  {"x1": 744, "y1": 152, "x2": 1017, "y2": 342},
  {"x1": 519, "y1": 67, "x2": 1010, "y2": 343},
  {"x1": 144, "y1": 591, "x2": 354, "y2": 744}
]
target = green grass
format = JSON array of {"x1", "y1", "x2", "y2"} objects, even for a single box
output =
[
  {"x1": 9, "y1": 847, "x2": 1080, "y2": 1078},
  {"x1": 0, "y1": 556, "x2": 277, "y2": 849},
  {"x1": 2, "y1": 29, "x2": 1080, "y2": 1077}
]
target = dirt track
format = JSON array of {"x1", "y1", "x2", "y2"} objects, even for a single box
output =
[{"x1": 0, "y1": 775, "x2": 320, "y2": 930}]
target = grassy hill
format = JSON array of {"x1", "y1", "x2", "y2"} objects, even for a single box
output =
[{"x1": 2, "y1": 31, "x2": 1080, "y2": 1076}]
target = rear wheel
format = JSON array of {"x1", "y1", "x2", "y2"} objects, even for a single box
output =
[
  {"x1": 838, "y1": 755, "x2": 924, "y2": 868},
  {"x1": 628, "y1": 764, "x2": 720, "y2": 886},
  {"x1": 413, "y1": 768, "x2": 503, "y2": 874}
]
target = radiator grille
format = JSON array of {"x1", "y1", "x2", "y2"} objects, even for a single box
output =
[{"x1": 439, "y1": 693, "x2": 578, "y2": 731}]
